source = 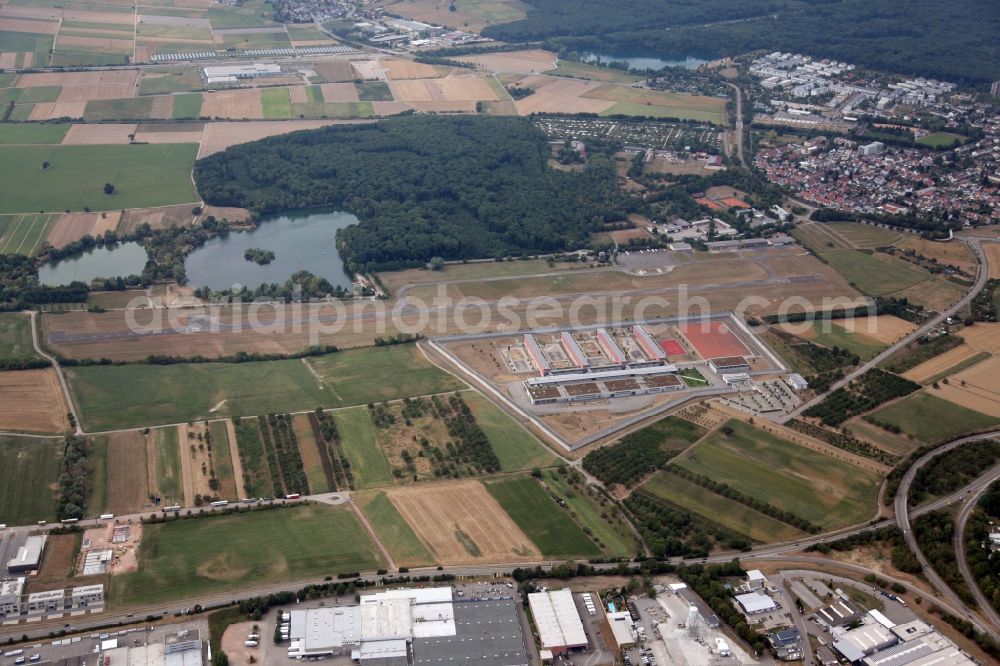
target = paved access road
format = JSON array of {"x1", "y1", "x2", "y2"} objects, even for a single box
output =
[{"x1": 953, "y1": 479, "x2": 1000, "y2": 634}]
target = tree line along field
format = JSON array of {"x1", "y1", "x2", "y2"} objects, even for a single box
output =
[
  {"x1": 64, "y1": 345, "x2": 464, "y2": 431},
  {"x1": 109, "y1": 504, "x2": 385, "y2": 607},
  {"x1": 671, "y1": 419, "x2": 882, "y2": 529},
  {"x1": 0, "y1": 144, "x2": 199, "y2": 214}
]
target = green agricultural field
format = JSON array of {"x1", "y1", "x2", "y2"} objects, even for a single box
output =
[
  {"x1": 816, "y1": 249, "x2": 928, "y2": 296},
  {"x1": 17, "y1": 86, "x2": 60, "y2": 103},
  {"x1": 154, "y1": 427, "x2": 183, "y2": 505},
  {"x1": 547, "y1": 60, "x2": 643, "y2": 84},
  {"x1": 172, "y1": 93, "x2": 203, "y2": 119},
  {"x1": 206, "y1": 0, "x2": 278, "y2": 28},
  {"x1": 0, "y1": 31, "x2": 52, "y2": 67},
  {"x1": 0, "y1": 435, "x2": 62, "y2": 525},
  {"x1": 868, "y1": 392, "x2": 1000, "y2": 443},
  {"x1": 463, "y1": 392, "x2": 560, "y2": 471},
  {"x1": 332, "y1": 407, "x2": 393, "y2": 488},
  {"x1": 304, "y1": 84, "x2": 324, "y2": 103},
  {"x1": 67, "y1": 346, "x2": 463, "y2": 430},
  {"x1": 802, "y1": 321, "x2": 886, "y2": 361},
  {"x1": 543, "y1": 470, "x2": 636, "y2": 556},
  {"x1": 356, "y1": 82, "x2": 393, "y2": 101},
  {"x1": 626, "y1": 415, "x2": 706, "y2": 453},
  {"x1": 306, "y1": 344, "x2": 464, "y2": 406},
  {"x1": 0, "y1": 213, "x2": 60, "y2": 255},
  {"x1": 261, "y1": 87, "x2": 292, "y2": 119},
  {"x1": 357, "y1": 490, "x2": 433, "y2": 567},
  {"x1": 675, "y1": 420, "x2": 880, "y2": 528},
  {"x1": 0, "y1": 144, "x2": 199, "y2": 214},
  {"x1": 209, "y1": 420, "x2": 236, "y2": 493},
  {"x1": 0, "y1": 313, "x2": 40, "y2": 362},
  {"x1": 88, "y1": 435, "x2": 108, "y2": 513},
  {"x1": 600, "y1": 101, "x2": 724, "y2": 123},
  {"x1": 0, "y1": 124, "x2": 69, "y2": 145},
  {"x1": 110, "y1": 504, "x2": 384, "y2": 606},
  {"x1": 642, "y1": 470, "x2": 807, "y2": 543},
  {"x1": 290, "y1": 102, "x2": 374, "y2": 119},
  {"x1": 233, "y1": 417, "x2": 273, "y2": 497},
  {"x1": 485, "y1": 476, "x2": 600, "y2": 558},
  {"x1": 139, "y1": 71, "x2": 205, "y2": 96},
  {"x1": 84, "y1": 97, "x2": 157, "y2": 121}
]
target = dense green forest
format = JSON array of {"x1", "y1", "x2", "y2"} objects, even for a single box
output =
[
  {"x1": 485, "y1": 0, "x2": 1000, "y2": 87},
  {"x1": 194, "y1": 116, "x2": 630, "y2": 272}
]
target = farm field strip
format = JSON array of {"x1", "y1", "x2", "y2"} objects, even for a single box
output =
[
  {"x1": 332, "y1": 407, "x2": 392, "y2": 489},
  {"x1": 110, "y1": 504, "x2": 384, "y2": 606},
  {"x1": 675, "y1": 420, "x2": 880, "y2": 528},
  {"x1": 641, "y1": 470, "x2": 807, "y2": 543},
  {"x1": 868, "y1": 391, "x2": 999, "y2": 442},
  {"x1": 0, "y1": 368, "x2": 70, "y2": 433},
  {"x1": 386, "y1": 481, "x2": 540, "y2": 564},
  {"x1": 0, "y1": 435, "x2": 62, "y2": 525},
  {"x1": 485, "y1": 476, "x2": 601, "y2": 558},
  {"x1": 0, "y1": 312, "x2": 41, "y2": 361},
  {"x1": 356, "y1": 490, "x2": 434, "y2": 567}
]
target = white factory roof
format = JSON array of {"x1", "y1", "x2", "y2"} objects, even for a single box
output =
[
  {"x1": 735, "y1": 592, "x2": 778, "y2": 614},
  {"x1": 355, "y1": 639, "x2": 408, "y2": 660},
  {"x1": 28, "y1": 588, "x2": 64, "y2": 602},
  {"x1": 834, "y1": 622, "x2": 896, "y2": 660},
  {"x1": 747, "y1": 569, "x2": 766, "y2": 582},
  {"x1": 868, "y1": 609, "x2": 896, "y2": 629},
  {"x1": 0, "y1": 578, "x2": 24, "y2": 597},
  {"x1": 359, "y1": 587, "x2": 455, "y2": 641},
  {"x1": 202, "y1": 63, "x2": 280, "y2": 78},
  {"x1": 862, "y1": 630, "x2": 974, "y2": 666},
  {"x1": 293, "y1": 607, "x2": 361, "y2": 653},
  {"x1": 606, "y1": 611, "x2": 635, "y2": 647},
  {"x1": 8, "y1": 535, "x2": 46, "y2": 569},
  {"x1": 528, "y1": 589, "x2": 587, "y2": 650}
]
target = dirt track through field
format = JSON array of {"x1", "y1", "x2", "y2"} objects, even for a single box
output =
[
  {"x1": 931, "y1": 356, "x2": 1000, "y2": 417},
  {"x1": 226, "y1": 419, "x2": 247, "y2": 499},
  {"x1": 386, "y1": 481, "x2": 539, "y2": 565}
]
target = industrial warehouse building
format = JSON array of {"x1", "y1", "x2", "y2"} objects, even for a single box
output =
[
  {"x1": 202, "y1": 63, "x2": 282, "y2": 85},
  {"x1": 527, "y1": 589, "x2": 588, "y2": 654},
  {"x1": 7, "y1": 534, "x2": 46, "y2": 573},
  {"x1": 0, "y1": 580, "x2": 104, "y2": 619},
  {"x1": 287, "y1": 587, "x2": 528, "y2": 666}
]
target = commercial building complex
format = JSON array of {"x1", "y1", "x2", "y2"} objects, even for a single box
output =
[
  {"x1": 0, "y1": 580, "x2": 104, "y2": 619},
  {"x1": 286, "y1": 587, "x2": 528, "y2": 666},
  {"x1": 527, "y1": 589, "x2": 588, "y2": 654},
  {"x1": 7, "y1": 534, "x2": 46, "y2": 573}
]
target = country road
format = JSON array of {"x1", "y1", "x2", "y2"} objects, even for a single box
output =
[
  {"x1": 894, "y1": 429, "x2": 1000, "y2": 638},
  {"x1": 783, "y1": 238, "x2": 988, "y2": 421}
]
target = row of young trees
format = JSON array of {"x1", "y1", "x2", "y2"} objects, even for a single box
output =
[
  {"x1": 57, "y1": 435, "x2": 90, "y2": 520},
  {"x1": 582, "y1": 429, "x2": 672, "y2": 487},
  {"x1": 803, "y1": 368, "x2": 919, "y2": 427}
]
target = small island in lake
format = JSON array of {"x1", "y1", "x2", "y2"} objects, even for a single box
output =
[{"x1": 244, "y1": 248, "x2": 276, "y2": 265}]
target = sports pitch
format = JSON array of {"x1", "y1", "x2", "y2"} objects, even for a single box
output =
[{"x1": 110, "y1": 504, "x2": 384, "y2": 606}]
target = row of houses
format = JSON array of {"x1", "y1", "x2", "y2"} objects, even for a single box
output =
[{"x1": 0, "y1": 579, "x2": 104, "y2": 619}]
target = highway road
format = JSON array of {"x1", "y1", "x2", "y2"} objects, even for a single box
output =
[
  {"x1": 953, "y1": 470, "x2": 1000, "y2": 633},
  {"x1": 894, "y1": 430, "x2": 1000, "y2": 638},
  {"x1": 783, "y1": 238, "x2": 988, "y2": 422}
]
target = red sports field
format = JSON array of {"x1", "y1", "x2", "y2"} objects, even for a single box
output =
[
  {"x1": 677, "y1": 320, "x2": 749, "y2": 359},
  {"x1": 659, "y1": 339, "x2": 685, "y2": 356}
]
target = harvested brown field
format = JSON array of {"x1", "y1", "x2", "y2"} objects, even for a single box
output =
[
  {"x1": 198, "y1": 119, "x2": 349, "y2": 157},
  {"x1": 319, "y1": 82, "x2": 359, "y2": 102},
  {"x1": 408, "y1": 100, "x2": 476, "y2": 113},
  {"x1": 985, "y1": 243, "x2": 1000, "y2": 279},
  {"x1": 28, "y1": 101, "x2": 87, "y2": 120},
  {"x1": 117, "y1": 204, "x2": 197, "y2": 235},
  {"x1": 103, "y1": 430, "x2": 150, "y2": 515},
  {"x1": 388, "y1": 77, "x2": 498, "y2": 102},
  {"x1": 288, "y1": 85, "x2": 308, "y2": 103},
  {"x1": 47, "y1": 212, "x2": 121, "y2": 248},
  {"x1": 200, "y1": 89, "x2": 263, "y2": 120},
  {"x1": 0, "y1": 17, "x2": 58, "y2": 34},
  {"x1": 833, "y1": 315, "x2": 916, "y2": 344},
  {"x1": 0, "y1": 6, "x2": 61, "y2": 20},
  {"x1": 62, "y1": 9, "x2": 135, "y2": 25},
  {"x1": 62, "y1": 123, "x2": 137, "y2": 145},
  {"x1": 386, "y1": 481, "x2": 539, "y2": 564},
  {"x1": 512, "y1": 76, "x2": 613, "y2": 115},
  {"x1": 371, "y1": 101, "x2": 411, "y2": 115},
  {"x1": 350, "y1": 60, "x2": 383, "y2": 81},
  {"x1": 313, "y1": 60, "x2": 356, "y2": 83},
  {"x1": 897, "y1": 236, "x2": 977, "y2": 273},
  {"x1": 382, "y1": 59, "x2": 439, "y2": 80},
  {"x1": 57, "y1": 35, "x2": 132, "y2": 51},
  {"x1": 133, "y1": 128, "x2": 204, "y2": 144},
  {"x1": 0, "y1": 368, "x2": 70, "y2": 433},
  {"x1": 460, "y1": 49, "x2": 557, "y2": 73},
  {"x1": 903, "y1": 344, "x2": 983, "y2": 384},
  {"x1": 931, "y1": 356, "x2": 1000, "y2": 417},
  {"x1": 202, "y1": 205, "x2": 251, "y2": 223},
  {"x1": 20, "y1": 70, "x2": 136, "y2": 88}
]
